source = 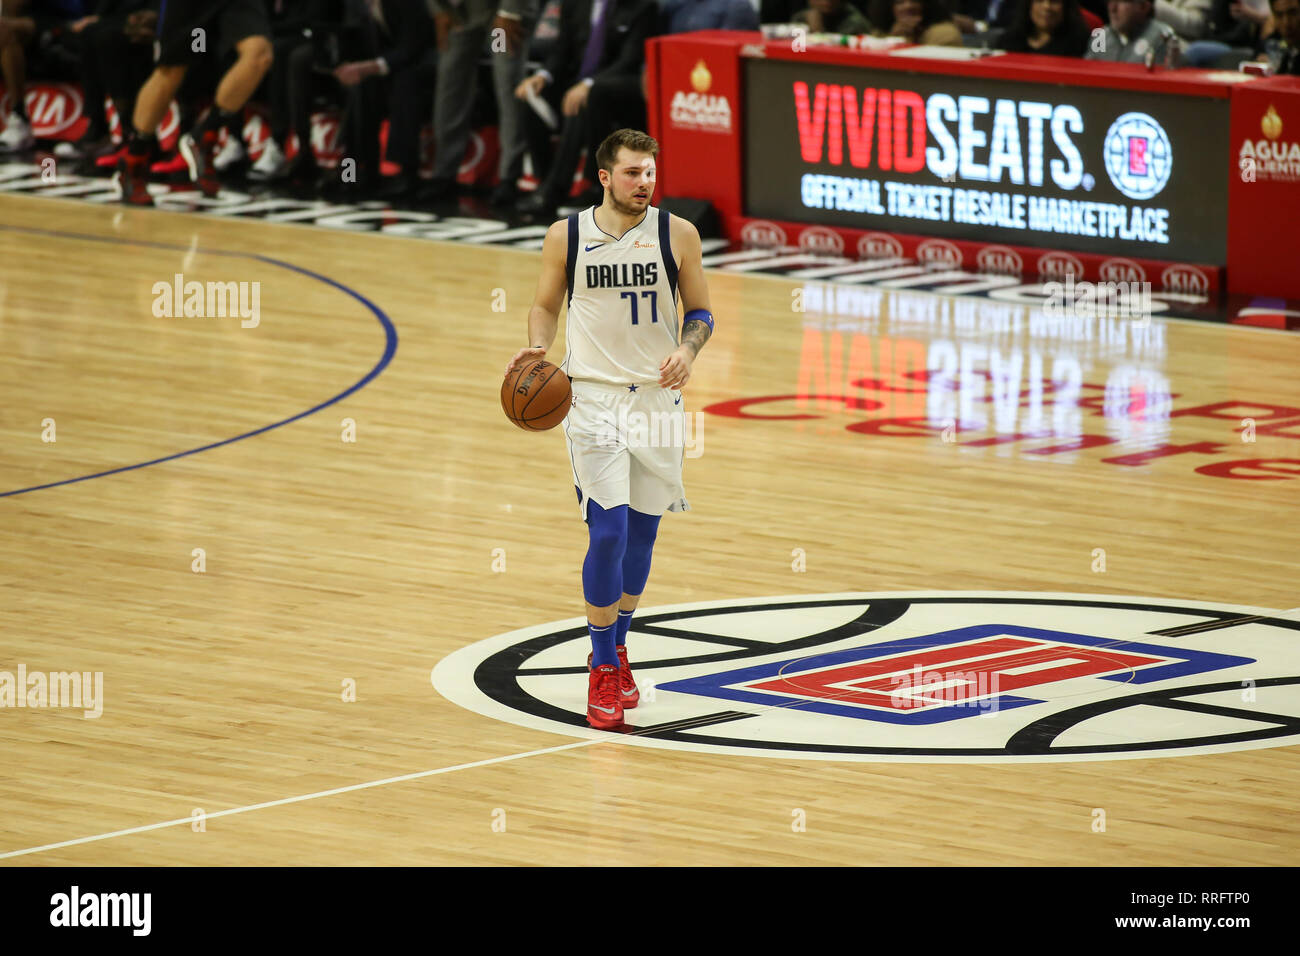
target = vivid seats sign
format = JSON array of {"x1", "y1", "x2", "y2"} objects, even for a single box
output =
[{"x1": 744, "y1": 59, "x2": 1230, "y2": 264}]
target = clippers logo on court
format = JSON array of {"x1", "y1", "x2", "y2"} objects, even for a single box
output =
[
  {"x1": 431, "y1": 593, "x2": 1300, "y2": 763},
  {"x1": 1103, "y1": 112, "x2": 1173, "y2": 201}
]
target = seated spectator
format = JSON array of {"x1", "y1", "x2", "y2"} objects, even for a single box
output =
[
  {"x1": 241, "y1": 0, "x2": 335, "y2": 184},
  {"x1": 1257, "y1": 0, "x2": 1299, "y2": 70},
  {"x1": 424, "y1": 0, "x2": 540, "y2": 207},
  {"x1": 330, "y1": 0, "x2": 436, "y2": 201},
  {"x1": 514, "y1": 0, "x2": 659, "y2": 220},
  {"x1": 1085, "y1": 0, "x2": 1179, "y2": 62},
  {"x1": 793, "y1": 0, "x2": 874, "y2": 33},
  {"x1": 762, "y1": 0, "x2": 804, "y2": 21},
  {"x1": 0, "y1": 0, "x2": 93, "y2": 152},
  {"x1": 868, "y1": 0, "x2": 964, "y2": 43},
  {"x1": 528, "y1": 0, "x2": 562, "y2": 64},
  {"x1": 56, "y1": 2, "x2": 157, "y2": 161},
  {"x1": 1182, "y1": 0, "x2": 1269, "y2": 65},
  {"x1": 663, "y1": 0, "x2": 760, "y2": 31},
  {"x1": 952, "y1": 0, "x2": 1104, "y2": 31},
  {"x1": 1154, "y1": 0, "x2": 1211, "y2": 38},
  {"x1": 997, "y1": 0, "x2": 1091, "y2": 52}
]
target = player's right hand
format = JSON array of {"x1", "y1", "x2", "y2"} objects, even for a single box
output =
[{"x1": 504, "y1": 347, "x2": 547, "y2": 378}]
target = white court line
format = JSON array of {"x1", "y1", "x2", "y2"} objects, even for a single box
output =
[{"x1": 0, "y1": 736, "x2": 606, "y2": 860}]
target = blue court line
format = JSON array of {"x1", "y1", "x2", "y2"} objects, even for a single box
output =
[{"x1": 0, "y1": 224, "x2": 398, "y2": 497}]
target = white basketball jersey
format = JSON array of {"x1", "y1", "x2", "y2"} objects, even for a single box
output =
[{"x1": 561, "y1": 205, "x2": 680, "y2": 386}]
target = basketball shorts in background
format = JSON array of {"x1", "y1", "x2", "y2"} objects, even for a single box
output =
[
  {"x1": 564, "y1": 380, "x2": 691, "y2": 519},
  {"x1": 156, "y1": 0, "x2": 271, "y2": 66}
]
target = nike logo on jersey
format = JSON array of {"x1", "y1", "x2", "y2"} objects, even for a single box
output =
[
  {"x1": 584, "y1": 244, "x2": 602, "y2": 252},
  {"x1": 674, "y1": 393, "x2": 682, "y2": 405}
]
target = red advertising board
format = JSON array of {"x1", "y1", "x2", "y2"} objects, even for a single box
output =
[
  {"x1": 647, "y1": 33, "x2": 1300, "y2": 300},
  {"x1": 646, "y1": 31, "x2": 750, "y2": 215},
  {"x1": 1227, "y1": 76, "x2": 1300, "y2": 299}
]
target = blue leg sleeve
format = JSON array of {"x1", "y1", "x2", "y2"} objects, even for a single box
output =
[
  {"x1": 582, "y1": 500, "x2": 627, "y2": 608},
  {"x1": 622, "y1": 508, "x2": 661, "y2": 598}
]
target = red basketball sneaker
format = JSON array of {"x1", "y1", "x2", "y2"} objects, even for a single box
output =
[
  {"x1": 616, "y1": 646, "x2": 640, "y2": 708},
  {"x1": 115, "y1": 150, "x2": 153, "y2": 206},
  {"x1": 588, "y1": 650, "x2": 639, "y2": 709},
  {"x1": 178, "y1": 129, "x2": 220, "y2": 197},
  {"x1": 587, "y1": 664, "x2": 623, "y2": 730}
]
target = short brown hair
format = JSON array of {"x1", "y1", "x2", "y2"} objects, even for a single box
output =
[{"x1": 596, "y1": 129, "x2": 659, "y2": 174}]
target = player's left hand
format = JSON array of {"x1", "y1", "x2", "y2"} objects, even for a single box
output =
[{"x1": 659, "y1": 347, "x2": 693, "y2": 389}]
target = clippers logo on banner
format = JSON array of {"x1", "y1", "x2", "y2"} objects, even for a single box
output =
[
  {"x1": 743, "y1": 59, "x2": 1230, "y2": 264},
  {"x1": 1103, "y1": 112, "x2": 1173, "y2": 200}
]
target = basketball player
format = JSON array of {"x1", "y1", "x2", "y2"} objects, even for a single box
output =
[
  {"x1": 117, "y1": 1, "x2": 273, "y2": 205},
  {"x1": 503, "y1": 128, "x2": 714, "y2": 730}
]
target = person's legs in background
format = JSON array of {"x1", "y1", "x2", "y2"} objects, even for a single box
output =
[
  {"x1": 0, "y1": 9, "x2": 37, "y2": 151},
  {"x1": 488, "y1": 25, "x2": 530, "y2": 206},
  {"x1": 378, "y1": 47, "x2": 437, "y2": 201},
  {"x1": 517, "y1": 103, "x2": 587, "y2": 219},
  {"x1": 424, "y1": 20, "x2": 483, "y2": 203},
  {"x1": 251, "y1": 31, "x2": 313, "y2": 180},
  {"x1": 576, "y1": 73, "x2": 644, "y2": 204}
]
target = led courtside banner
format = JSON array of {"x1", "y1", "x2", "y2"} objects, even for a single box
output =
[{"x1": 744, "y1": 58, "x2": 1231, "y2": 265}]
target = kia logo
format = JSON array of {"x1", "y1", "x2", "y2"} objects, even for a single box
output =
[
  {"x1": 310, "y1": 109, "x2": 343, "y2": 163},
  {"x1": 857, "y1": 233, "x2": 903, "y2": 259},
  {"x1": 917, "y1": 239, "x2": 962, "y2": 270},
  {"x1": 800, "y1": 227, "x2": 844, "y2": 255},
  {"x1": 18, "y1": 84, "x2": 82, "y2": 137},
  {"x1": 1161, "y1": 265, "x2": 1209, "y2": 295},
  {"x1": 1100, "y1": 258, "x2": 1147, "y2": 283},
  {"x1": 741, "y1": 220, "x2": 787, "y2": 249},
  {"x1": 1037, "y1": 252, "x2": 1084, "y2": 279},
  {"x1": 976, "y1": 246, "x2": 1023, "y2": 276}
]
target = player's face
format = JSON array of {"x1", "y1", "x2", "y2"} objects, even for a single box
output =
[{"x1": 604, "y1": 149, "x2": 657, "y2": 216}]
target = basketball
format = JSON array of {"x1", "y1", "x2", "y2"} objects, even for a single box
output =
[{"x1": 501, "y1": 359, "x2": 572, "y2": 430}]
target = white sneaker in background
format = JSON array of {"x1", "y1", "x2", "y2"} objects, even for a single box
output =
[
  {"x1": 248, "y1": 138, "x2": 289, "y2": 181},
  {"x1": 0, "y1": 113, "x2": 36, "y2": 152},
  {"x1": 212, "y1": 134, "x2": 247, "y2": 172}
]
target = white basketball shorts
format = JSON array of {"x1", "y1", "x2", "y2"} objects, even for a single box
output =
[{"x1": 562, "y1": 380, "x2": 691, "y2": 519}]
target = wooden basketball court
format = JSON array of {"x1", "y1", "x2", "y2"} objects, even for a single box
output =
[{"x1": 1, "y1": 192, "x2": 1297, "y2": 866}]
